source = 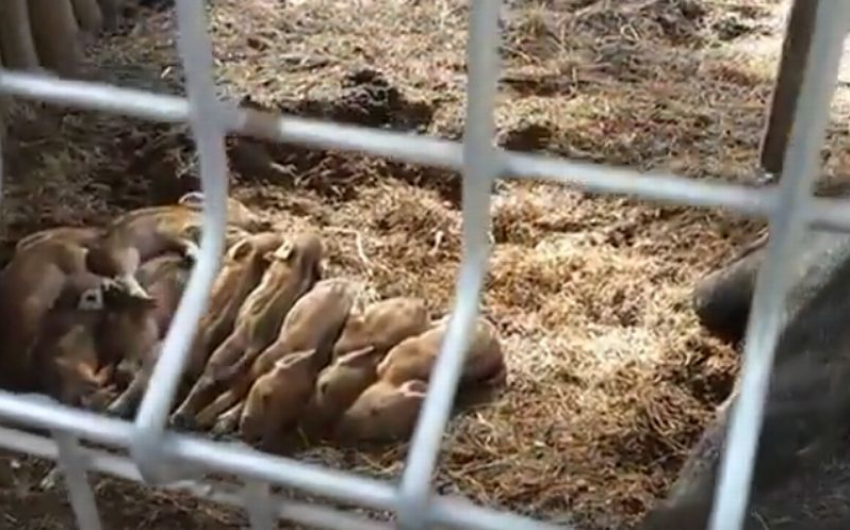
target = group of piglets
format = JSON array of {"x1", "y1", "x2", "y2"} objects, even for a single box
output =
[
  {"x1": 0, "y1": 191, "x2": 507, "y2": 452},
  {"x1": 167, "y1": 228, "x2": 507, "y2": 449}
]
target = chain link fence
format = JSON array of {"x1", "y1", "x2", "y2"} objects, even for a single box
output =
[{"x1": 0, "y1": 1, "x2": 849, "y2": 529}]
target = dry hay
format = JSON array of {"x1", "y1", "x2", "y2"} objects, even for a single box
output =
[{"x1": 2, "y1": 0, "x2": 850, "y2": 528}]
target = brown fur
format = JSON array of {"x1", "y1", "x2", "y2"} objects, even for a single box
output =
[
  {"x1": 238, "y1": 350, "x2": 320, "y2": 449},
  {"x1": 306, "y1": 346, "x2": 385, "y2": 434},
  {"x1": 15, "y1": 226, "x2": 103, "y2": 254},
  {"x1": 335, "y1": 379, "x2": 428, "y2": 443},
  {"x1": 30, "y1": 308, "x2": 111, "y2": 408},
  {"x1": 201, "y1": 278, "x2": 355, "y2": 433},
  {"x1": 171, "y1": 233, "x2": 322, "y2": 429},
  {"x1": 70, "y1": 0, "x2": 103, "y2": 33},
  {"x1": 27, "y1": 254, "x2": 186, "y2": 410},
  {"x1": 224, "y1": 226, "x2": 252, "y2": 248},
  {"x1": 0, "y1": 240, "x2": 104, "y2": 391},
  {"x1": 100, "y1": 254, "x2": 189, "y2": 364},
  {"x1": 249, "y1": 278, "x2": 356, "y2": 379},
  {"x1": 307, "y1": 296, "x2": 431, "y2": 430},
  {"x1": 377, "y1": 316, "x2": 506, "y2": 388},
  {"x1": 183, "y1": 232, "x2": 286, "y2": 383},
  {"x1": 84, "y1": 199, "x2": 265, "y2": 297},
  {"x1": 84, "y1": 206, "x2": 202, "y2": 296},
  {"x1": 177, "y1": 192, "x2": 270, "y2": 232},
  {"x1": 332, "y1": 296, "x2": 430, "y2": 359},
  {"x1": 103, "y1": 254, "x2": 192, "y2": 418}
]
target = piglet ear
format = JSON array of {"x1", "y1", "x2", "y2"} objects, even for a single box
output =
[
  {"x1": 178, "y1": 191, "x2": 205, "y2": 209},
  {"x1": 275, "y1": 349, "x2": 316, "y2": 371},
  {"x1": 118, "y1": 291, "x2": 159, "y2": 310},
  {"x1": 272, "y1": 240, "x2": 295, "y2": 261},
  {"x1": 429, "y1": 314, "x2": 451, "y2": 330},
  {"x1": 338, "y1": 346, "x2": 379, "y2": 367},
  {"x1": 181, "y1": 225, "x2": 202, "y2": 244},
  {"x1": 400, "y1": 379, "x2": 428, "y2": 398},
  {"x1": 77, "y1": 287, "x2": 104, "y2": 311},
  {"x1": 226, "y1": 238, "x2": 254, "y2": 262}
]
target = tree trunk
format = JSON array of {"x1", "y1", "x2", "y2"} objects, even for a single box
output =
[
  {"x1": 71, "y1": 0, "x2": 104, "y2": 33},
  {"x1": 97, "y1": 0, "x2": 124, "y2": 31},
  {"x1": 0, "y1": 44, "x2": 7, "y2": 144},
  {"x1": 0, "y1": 0, "x2": 40, "y2": 71},
  {"x1": 27, "y1": 0, "x2": 85, "y2": 77},
  {"x1": 759, "y1": 0, "x2": 821, "y2": 177}
]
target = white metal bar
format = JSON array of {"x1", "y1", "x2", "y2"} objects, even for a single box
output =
[
  {"x1": 0, "y1": 426, "x2": 393, "y2": 530},
  {"x1": 0, "y1": 70, "x2": 462, "y2": 168},
  {"x1": 429, "y1": 496, "x2": 576, "y2": 530},
  {"x1": 52, "y1": 430, "x2": 103, "y2": 530},
  {"x1": 0, "y1": 394, "x2": 130, "y2": 444},
  {"x1": 396, "y1": 1, "x2": 502, "y2": 528},
  {"x1": 0, "y1": 392, "x2": 396, "y2": 510},
  {"x1": 7, "y1": 69, "x2": 850, "y2": 233},
  {"x1": 0, "y1": 70, "x2": 190, "y2": 122},
  {"x1": 243, "y1": 479, "x2": 276, "y2": 530},
  {"x1": 7, "y1": 70, "x2": 850, "y2": 233},
  {"x1": 0, "y1": 393, "x2": 562, "y2": 529},
  {"x1": 131, "y1": 0, "x2": 229, "y2": 485},
  {"x1": 504, "y1": 153, "x2": 775, "y2": 221},
  {"x1": 707, "y1": 2, "x2": 849, "y2": 529}
]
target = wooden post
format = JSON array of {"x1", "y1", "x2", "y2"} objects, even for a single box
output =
[
  {"x1": 28, "y1": 0, "x2": 85, "y2": 77},
  {"x1": 759, "y1": 0, "x2": 822, "y2": 177},
  {"x1": 0, "y1": 0, "x2": 41, "y2": 71}
]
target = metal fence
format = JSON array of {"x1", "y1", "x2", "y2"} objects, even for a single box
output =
[{"x1": 0, "y1": 1, "x2": 848, "y2": 529}]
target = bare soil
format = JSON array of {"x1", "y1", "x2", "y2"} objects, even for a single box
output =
[{"x1": 2, "y1": 0, "x2": 850, "y2": 529}]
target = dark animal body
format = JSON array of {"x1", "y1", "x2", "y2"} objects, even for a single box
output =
[
  {"x1": 692, "y1": 229, "x2": 850, "y2": 345},
  {"x1": 639, "y1": 233, "x2": 850, "y2": 529}
]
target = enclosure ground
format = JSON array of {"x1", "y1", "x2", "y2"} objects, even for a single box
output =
[{"x1": 2, "y1": 0, "x2": 849, "y2": 529}]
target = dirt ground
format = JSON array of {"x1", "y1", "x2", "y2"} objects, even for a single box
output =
[{"x1": 2, "y1": 0, "x2": 850, "y2": 528}]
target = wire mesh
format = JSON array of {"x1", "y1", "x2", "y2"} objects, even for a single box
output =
[{"x1": 0, "y1": 0, "x2": 847, "y2": 529}]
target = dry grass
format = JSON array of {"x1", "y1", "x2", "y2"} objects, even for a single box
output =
[{"x1": 2, "y1": 0, "x2": 850, "y2": 528}]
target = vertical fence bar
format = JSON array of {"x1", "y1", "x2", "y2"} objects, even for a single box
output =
[
  {"x1": 395, "y1": 1, "x2": 503, "y2": 528},
  {"x1": 707, "y1": 2, "x2": 849, "y2": 529},
  {"x1": 243, "y1": 480, "x2": 276, "y2": 530},
  {"x1": 52, "y1": 431, "x2": 103, "y2": 530},
  {"x1": 131, "y1": 0, "x2": 229, "y2": 483}
]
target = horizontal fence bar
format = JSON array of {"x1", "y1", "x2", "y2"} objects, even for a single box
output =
[
  {"x1": 0, "y1": 392, "x2": 562, "y2": 530},
  {"x1": 0, "y1": 393, "x2": 394, "y2": 509},
  {"x1": 3, "y1": 70, "x2": 850, "y2": 233},
  {"x1": 0, "y1": 70, "x2": 463, "y2": 168},
  {"x1": 0, "y1": 425, "x2": 392, "y2": 530}
]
